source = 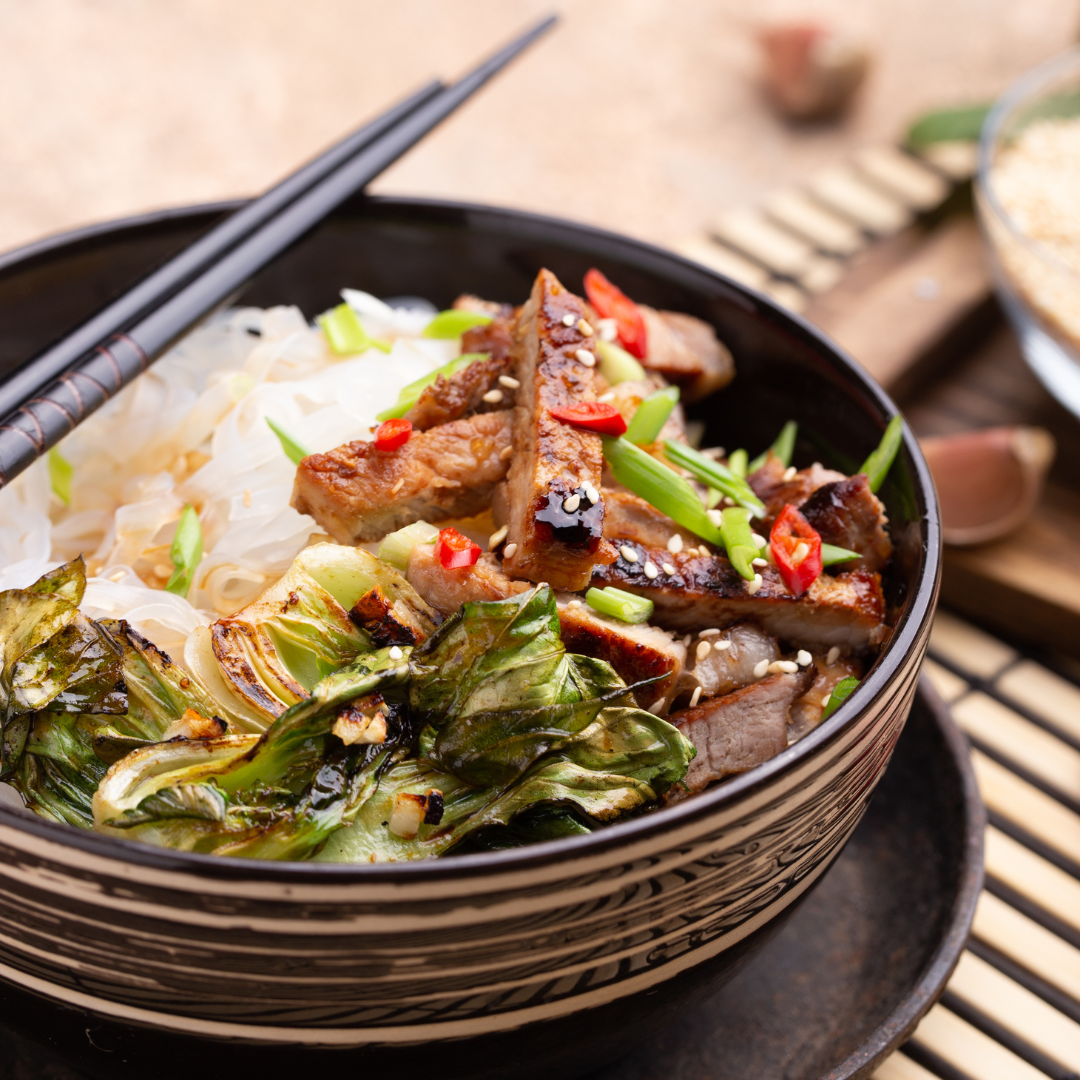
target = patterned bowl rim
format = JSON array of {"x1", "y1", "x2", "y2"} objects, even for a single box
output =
[{"x1": 0, "y1": 195, "x2": 943, "y2": 881}]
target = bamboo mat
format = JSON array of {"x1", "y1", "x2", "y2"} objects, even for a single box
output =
[{"x1": 870, "y1": 612, "x2": 1080, "y2": 1080}]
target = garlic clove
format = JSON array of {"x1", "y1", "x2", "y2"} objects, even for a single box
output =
[{"x1": 920, "y1": 425, "x2": 1055, "y2": 546}]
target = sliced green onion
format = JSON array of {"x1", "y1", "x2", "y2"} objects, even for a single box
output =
[
  {"x1": 586, "y1": 586, "x2": 654, "y2": 624},
  {"x1": 718, "y1": 506, "x2": 757, "y2": 581},
  {"x1": 375, "y1": 353, "x2": 487, "y2": 422},
  {"x1": 728, "y1": 448, "x2": 748, "y2": 479},
  {"x1": 319, "y1": 303, "x2": 391, "y2": 355},
  {"x1": 596, "y1": 339, "x2": 647, "y2": 385},
  {"x1": 266, "y1": 417, "x2": 311, "y2": 465},
  {"x1": 859, "y1": 415, "x2": 903, "y2": 494},
  {"x1": 906, "y1": 104, "x2": 989, "y2": 148},
  {"x1": 748, "y1": 420, "x2": 797, "y2": 474},
  {"x1": 422, "y1": 310, "x2": 492, "y2": 339},
  {"x1": 821, "y1": 543, "x2": 860, "y2": 566},
  {"x1": 377, "y1": 521, "x2": 440, "y2": 573},
  {"x1": 821, "y1": 676, "x2": 860, "y2": 721},
  {"x1": 624, "y1": 386, "x2": 679, "y2": 445},
  {"x1": 166, "y1": 504, "x2": 203, "y2": 599},
  {"x1": 48, "y1": 447, "x2": 73, "y2": 506},
  {"x1": 706, "y1": 487, "x2": 723, "y2": 509},
  {"x1": 602, "y1": 437, "x2": 722, "y2": 546},
  {"x1": 662, "y1": 440, "x2": 766, "y2": 518}
]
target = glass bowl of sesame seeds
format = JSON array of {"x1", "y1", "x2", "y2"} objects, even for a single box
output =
[{"x1": 977, "y1": 47, "x2": 1080, "y2": 419}]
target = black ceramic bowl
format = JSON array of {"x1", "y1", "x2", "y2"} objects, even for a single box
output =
[{"x1": 0, "y1": 196, "x2": 941, "y2": 1080}]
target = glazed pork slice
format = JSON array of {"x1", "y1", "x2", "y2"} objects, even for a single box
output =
[
  {"x1": 788, "y1": 652, "x2": 864, "y2": 743},
  {"x1": 592, "y1": 540, "x2": 887, "y2": 650},
  {"x1": 502, "y1": 268, "x2": 617, "y2": 591},
  {"x1": 799, "y1": 475, "x2": 893, "y2": 573},
  {"x1": 407, "y1": 545, "x2": 528, "y2": 615},
  {"x1": 638, "y1": 308, "x2": 734, "y2": 402},
  {"x1": 557, "y1": 600, "x2": 686, "y2": 714},
  {"x1": 403, "y1": 354, "x2": 514, "y2": 431},
  {"x1": 669, "y1": 666, "x2": 815, "y2": 796},
  {"x1": 748, "y1": 453, "x2": 845, "y2": 521},
  {"x1": 602, "y1": 489, "x2": 699, "y2": 551},
  {"x1": 292, "y1": 410, "x2": 512, "y2": 544},
  {"x1": 678, "y1": 621, "x2": 780, "y2": 701}
]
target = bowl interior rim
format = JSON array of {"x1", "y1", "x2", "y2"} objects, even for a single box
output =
[{"x1": 0, "y1": 195, "x2": 941, "y2": 880}]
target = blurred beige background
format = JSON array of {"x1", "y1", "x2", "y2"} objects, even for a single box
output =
[{"x1": 0, "y1": 0, "x2": 1077, "y2": 255}]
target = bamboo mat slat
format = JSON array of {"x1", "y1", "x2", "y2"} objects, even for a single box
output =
[{"x1": 869, "y1": 609, "x2": 1080, "y2": 1079}]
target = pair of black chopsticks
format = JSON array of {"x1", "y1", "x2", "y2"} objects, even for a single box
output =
[{"x1": 0, "y1": 14, "x2": 557, "y2": 488}]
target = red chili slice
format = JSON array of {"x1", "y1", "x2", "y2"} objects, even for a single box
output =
[
  {"x1": 583, "y1": 268, "x2": 648, "y2": 359},
  {"x1": 435, "y1": 527, "x2": 481, "y2": 570},
  {"x1": 769, "y1": 504, "x2": 823, "y2": 597},
  {"x1": 373, "y1": 418, "x2": 413, "y2": 451},
  {"x1": 548, "y1": 402, "x2": 628, "y2": 437}
]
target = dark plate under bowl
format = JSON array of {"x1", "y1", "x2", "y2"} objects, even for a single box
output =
[{"x1": 0, "y1": 196, "x2": 943, "y2": 1080}]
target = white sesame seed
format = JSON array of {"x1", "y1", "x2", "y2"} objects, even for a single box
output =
[
  {"x1": 562, "y1": 313, "x2": 576, "y2": 327},
  {"x1": 779, "y1": 660, "x2": 799, "y2": 673},
  {"x1": 698, "y1": 628, "x2": 721, "y2": 638},
  {"x1": 689, "y1": 686, "x2": 703, "y2": 708},
  {"x1": 619, "y1": 545, "x2": 639, "y2": 563},
  {"x1": 243, "y1": 488, "x2": 252, "y2": 508},
  {"x1": 752, "y1": 533, "x2": 768, "y2": 549},
  {"x1": 715, "y1": 639, "x2": 732, "y2": 651},
  {"x1": 683, "y1": 634, "x2": 693, "y2": 647},
  {"x1": 826, "y1": 646, "x2": 841, "y2": 666},
  {"x1": 706, "y1": 508, "x2": 723, "y2": 527},
  {"x1": 388, "y1": 646, "x2": 404, "y2": 660},
  {"x1": 503, "y1": 542, "x2": 518, "y2": 558},
  {"x1": 482, "y1": 389, "x2": 504, "y2": 404},
  {"x1": 648, "y1": 696, "x2": 666, "y2": 714},
  {"x1": 752, "y1": 557, "x2": 768, "y2": 568},
  {"x1": 597, "y1": 391, "x2": 616, "y2": 403},
  {"x1": 797, "y1": 649, "x2": 812, "y2": 667},
  {"x1": 667, "y1": 534, "x2": 684, "y2": 554},
  {"x1": 568, "y1": 599, "x2": 582, "y2": 608},
  {"x1": 584, "y1": 484, "x2": 600, "y2": 504},
  {"x1": 695, "y1": 640, "x2": 712, "y2": 661},
  {"x1": 390, "y1": 478, "x2": 405, "y2": 495},
  {"x1": 767, "y1": 661, "x2": 784, "y2": 674},
  {"x1": 746, "y1": 573, "x2": 763, "y2": 595},
  {"x1": 576, "y1": 349, "x2": 596, "y2": 367},
  {"x1": 488, "y1": 525, "x2": 508, "y2": 550},
  {"x1": 753, "y1": 659, "x2": 770, "y2": 678},
  {"x1": 500, "y1": 444, "x2": 514, "y2": 460},
  {"x1": 108, "y1": 570, "x2": 126, "y2": 583},
  {"x1": 662, "y1": 562, "x2": 676, "y2": 575},
  {"x1": 792, "y1": 541, "x2": 809, "y2": 564},
  {"x1": 597, "y1": 318, "x2": 618, "y2": 342},
  {"x1": 563, "y1": 493, "x2": 581, "y2": 513},
  {"x1": 644, "y1": 561, "x2": 659, "y2": 579},
  {"x1": 498, "y1": 375, "x2": 521, "y2": 389},
  {"x1": 578, "y1": 318, "x2": 594, "y2": 336},
  {"x1": 723, "y1": 496, "x2": 736, "y2": 507},
  {"x1": 783, "y1": 466, "x2": 797, "y2": 482}
]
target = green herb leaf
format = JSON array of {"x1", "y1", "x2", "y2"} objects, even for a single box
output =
[
  {"x1": 821, "y1": 676, "x2": 860, "y2": 721},
  {"x1": 907, "y1": 104, "x2": 990, "y2": 148},
  {"x1": 625, "y1": 386, "x2": 679, "y2": 445},
  {"x1": 748, "y1": 420, "x2": 797, "y2": 474},
  {"x1": 586, "y1": 586, "x2": 655, "y2": 624},
  {"x1": 662, "y1": 440, "x2": 766, "y2": 518},
  {"x1": 165, "y1": 505, "x2": 203, "y2": 599},
  {"x1": 266, "y1": 417, "x2": 311, "y2": 465},
  {"x1": 821, "y1": 543, "x2": 860, "y2": 566},
  {"x1": 602, "y1": 436, "x2": 722, "y2": 546},
  {"x1": 596, "y1": 338, "x2": 647, "y2": 385},
  {"x1": 48, "y1": 447, "x2": 73, "y2": 505},
  {"x1": 375, "y1": 353, "x2": 487, "y2": 422},
  {"x1": 859, "y1": 415, "x2": 903, "y2": 493},
  {"x1": 422, "y1": 310, "x2": 493, "y2": 339},
  {"x1": 319, "y1": 303, "x2": 391, "y2": 355}
]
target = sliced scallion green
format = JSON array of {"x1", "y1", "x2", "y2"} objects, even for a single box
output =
[
  {"x1": 48, "y1": 447, "x2": 73, "y2": 506},
  {"x1": 586, "y1": 586, "x2": 654, "y2": 624},
  {"x1": 718, "y1": 506, "x2": 757, "y2": 581},
  {"x1": 266, "y1": 417, "x2": 311, "y2": 465},
  {"x1": 422, "y1": 310, "x2": 493, "y2": 339},
  {"x1": 319, "y1": 303, "x2": 391, "y2": 355},
  {"x1": 728, "y1": 448, "x2": 748, "y2": 478},
  {"x1": 859, "y1": 415, "x2": 903, "y2": 494},
  {"x1": 375, "y1": 353, "x2": 487, "y2": 422},
  {"x1": 821, "y1": 676, "x2": 860, "y2": 720},
  {"x1": 624, "y1": 386, "x2": 679, "y2": 445},
  {"x1": 166, "y1": 504, "x2": 203, "y2": 599},
  {"x1": 662, "y1": 440, "x2": 766, "y2": 518},
  {"x1": 821, "y1": 543, "x2": 860, "y2": 566},
  {"x1": 706, "y1": 487, "x2": 723, "y2": 509},
  {"x1": 602, "y1": 437, "x2": 722, "y2": 546},
  {"x1": 596, "y1": 339, "x2": 647, "y2": 385},
  {"x1": 377, "y1": 521, "x2": 440, "y2": 572},
  {"x1": 748, "y1": 420, "x2": 797, "y2": 473}
]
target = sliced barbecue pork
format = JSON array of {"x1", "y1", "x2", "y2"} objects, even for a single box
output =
[
  {"x1": 402, "y1": 354, "x2": 514, "y2": 431},
  {"x1": 670, "y1": 665, "x2": 816, "y2": 795},
  {"x1": 638, "y1": 308, "x2": 735, "y2": 402},
  {"x1": 679, "y1": 621, "x2": 780, "y2": 701},
  {"x1": 748, "y1": 453, "x2": 845, "y2": 520},
  {"x1": 602, "y1": 489, "x2": 699, "y2": 551},
  {"x1": 292, "y1": 410, "x2": 512, "y2": 544},
  {"x1": 788, "y1": 652, "x2": 864, "y2": 743},
  {"x1": 502, "y1": 269, "x2": 617, "y2": 591},
  {"x1": 407, "y1": 545, "x2": 528, "y2": 615},
  {"x1": 592, "y1": 540, "x2": 887, "y2": 650},
  {"x1": 799, "y1": 475, "x2": 893, "y2": 573}
]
